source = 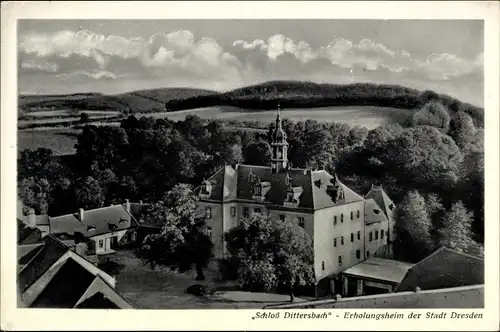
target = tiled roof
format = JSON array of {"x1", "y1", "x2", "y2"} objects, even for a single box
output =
[
  {"x1": 18, "y1": 235, "x2": 69, "y2": 293},
  {"x1": 395, "y1": 247, "x2": 484, "y2": 292},
  {"x1": 30, "y1": 257, "x2": 96, "y2": 308},
  {"x1": 342, "y1": 257, "x2": 414, "y2": 284},
  {"x1": 49, "y1": 204, "x2": 138, "y2": 238},
  {"x1": 365, "y1": 185, "x2": 395, "y2": 219},
  {"x1": 364, "y1": 198, "x2": 388, "y2": 225},
  {"x1": 196, "y1": 164, "x2": 364, "y2": 210}
]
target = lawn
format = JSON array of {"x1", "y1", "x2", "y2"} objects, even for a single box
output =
[{"x1": 103, "y1": 250, "x2": 305, "y2": 309}]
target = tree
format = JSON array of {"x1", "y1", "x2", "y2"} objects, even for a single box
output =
[
  {"x1": 448, "y1": 111, "x2": 477, "y2": 152},
  {"x1": 438, "y1": 201, "x2": 478, "y2": 254},
  {"x1": 394, "y1": 191, "x2": 434, "y2": 262},
  {"x1": 225, "y1": 212, "x2": 314, "y2": 302},
  {"x1": 243, "y1": 141, "x2": 272, "y2": 166},
  {"x1": 75, "y1": 176, "x2": 105, "y2": 209},
  {"x1": 19, "y1": 177, "x2": 51, "y2": 215},
  {"x1": 137, "y1": 184, "x2": 213, "y2": 280},
  {"x1": 412, "y1": 102, "x2": 451, "y2": 132},
  {"x1": 80, "y1": 112, "x2": 90, "y2": 124},
  {"x1": 387, "y1": 126, "x2": 463, "y2": 191}
]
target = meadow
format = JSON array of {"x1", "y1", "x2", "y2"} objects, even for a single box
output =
[
  {"x1": 17, "y1": 105, "x2": 414, "y2": 155},
  {"x1": 138, "y1": 105, "x2": 412, "y2": 130}
]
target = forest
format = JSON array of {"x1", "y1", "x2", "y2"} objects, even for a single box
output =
[{"x1": 18, "y1": 97, "x2": 484, "y2": 264}]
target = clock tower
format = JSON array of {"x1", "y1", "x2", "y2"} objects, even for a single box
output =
[{"x1": 270, "y1": 103, "x2": 289, "y2": 174}]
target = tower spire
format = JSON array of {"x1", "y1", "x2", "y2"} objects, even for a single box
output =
[{"x1": 270, "y1": 101, "x2": 288, "y2": 174}]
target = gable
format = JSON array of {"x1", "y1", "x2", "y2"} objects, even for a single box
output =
[{"x1": 396, "y1": 247, "x2": 484, "y2": 292}]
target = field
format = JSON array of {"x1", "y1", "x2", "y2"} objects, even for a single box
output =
[
  {"x1": 17, "y1": 105, "x2": 413, "y2": 155},
  {"x1": 139, "y1": 105, "x2": 413, "y2": 130},
  {"x1": 18, "y1": 128, "x2": 80, "y2": 156}
]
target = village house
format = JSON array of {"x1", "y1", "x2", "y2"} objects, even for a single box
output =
[
  {"x1": 17, "y1": 234, "x2": 132, "y2": 308},
  {"x1": 18, "y1": 199, "x2": 142, "y2": 257},
  {"x1": 195, "y1": 105, "x2": 397, "y2": 292},
  {"x1": 48, "y1": 200, "x2": 140, "y2": 256}
]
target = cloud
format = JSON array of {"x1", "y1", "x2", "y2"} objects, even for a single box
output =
[
  {"x1": 20, "y1": 58, "x2": 59, "y2": 73},
  {"x1": 18, "y1": 29, "x2": 483, "y2": 105}
]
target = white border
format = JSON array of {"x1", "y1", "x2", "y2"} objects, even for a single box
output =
[{"x1": 2, "y1": 1, "x2": 499, "y2": 331}]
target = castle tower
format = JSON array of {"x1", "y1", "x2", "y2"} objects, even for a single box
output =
[{"x1": 270, "y1": 103, "x2": 289, "y2": 174}]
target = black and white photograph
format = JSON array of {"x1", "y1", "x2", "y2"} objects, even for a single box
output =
[{"x1": 2, "y1": 2, "x2": 499, "y2": 330}]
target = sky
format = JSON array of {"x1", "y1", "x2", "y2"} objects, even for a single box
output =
[{"x1": 17, "y1": 19, "x2": 484, "y2": 106}]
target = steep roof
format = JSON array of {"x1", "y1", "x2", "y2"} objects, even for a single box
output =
[
  {"x1": 364, "y1": 198, "x2": 388, "y2": 225},
  {"x1": 30, "y1": 257, "x2": 96, "y2": 308},
  {"x1": 365, "y1": 185, "x2": 395, "y2": 219},
  {"x1": 396, "y1": 247, "x2": 484, "y2": 292},
  {"x1": 196, "y1": 164, "x2": 364, "y2": 211},
  {"x1": 18, "y1": 235, "x2": 69, "y2": 293},
  {"x1": 49, "y1": 204, "x2": 138, "y2": 238}
]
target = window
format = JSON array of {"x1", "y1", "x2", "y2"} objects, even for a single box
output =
[
  {"x1": 207, "y1": 226, "x2": 212, "y2": 238},
  {"x1": 333, "y1": 238, "x2": 337, "y2": 247},
  {"x1": 243, "y1": 207, "x2": 249, "y2": 218},
  {"x1": 230, "y1": 207, "x2": 236, "y2": 217},
  {"x1": 279, "y1": 215, "x2": 285, "y2": 221},
  {"x1": 357, "y1": 230, "x2": 361, "y2": 240},
  {"x1": 350, "y1": 211, "x2": 353, "y2": 220},
  {"x1": 338, "y1": 256, "x2": 343, "y2": 266},
  {"x1": 341, "y1": 236, "x2": 344, "y2": 246},
  {"x1": 369, "y1": 232, "x2": 373, "y2": 242},
  {"x1": 375, "y1": 230, "x2": 379, "y2": 240},
  {"x1": 341, "y1": 214, "x2": 344, "y2": 223},
  {"x1": 366, "y1": 251, "x2": 370, "y2": 258},
  {"x1": 356, "y1": 250, "x2": 361, "y2": 259},
  {"x1": 357, "y1": 210, "x2": 360, "y2": 218},
  {"x1": 254, "y1": 207, "x2": 261, "y2": 214},
  {"x1": 206, "y1": 207, "x2": 212, "y2": 219},
  {"x1": 254, "y1": 186, "x2": 262, "y2": 196},
  {"x1": 381, "y1": 229, "x2": 384, "y2": 239},
  {"x1": 110, "y1": 236, "x2": 118, "y2": 249},
  {"x1": 99, "y1": 240, "x2": 103, "y2": 248},
  {"x1": 322, "y1": 261, "x2": 325, "y2": 271},
  {"x1": 298, "y1": 217, "x2": 305, "y2": 228},
  {"x1": 350, "y1": 233, "x2": 354, "y2": 242},
  {"x1": 333, "y1": 216, "x2": 337, "y2": 225}
]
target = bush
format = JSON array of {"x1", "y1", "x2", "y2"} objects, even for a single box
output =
[{"x1": 218, "y1": 257, "x2": 240, "y2": 281}]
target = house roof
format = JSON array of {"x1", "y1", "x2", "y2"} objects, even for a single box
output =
[
  {"x1": 364, "y1": 198, "x2": 388, "y2": 225},
  {"x1": 30, "y1": 257, "x2": 97, "y2": 308},
  {"x1": 18, "y1": 221, "x2": 42, "y2": 245},
  {"x1": 49, "y1": 204, "x2": 138, "y2": 238},
  {"x1": 365, "y1": 185, "x2": 395, "y2": 219},
  {"x1": 18, "y1": 235, "x2": 69, "y2": 293},
  {"x1": 395, "y1": 246, "x2": 484, "y2": 292},
  {"x1": 196, "y1": 164, "x2": 364, "y2": 211},
  {"x1": 342, "y1": 257, "x2": 414, "y2": 284}
]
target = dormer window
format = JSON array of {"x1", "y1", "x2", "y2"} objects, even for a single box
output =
[
  {"x1": 283, "y1": 186, "x2": 303, "y2": 208},
  {"x1": 118, "y1": 218, "x2": 128, "y2": 224},
  {"x1": 108, "y1": 223, "x2": 118, "y2": 231},
  {"x1": 389, "y1": 204, "x2": 395, "y2": 211},
  {"x1": 252, "y1": 181, "x2": 271, "y2": 201},
  {"x1": 87, "y1": 225, "x2": 96, "y2": 232},
  {"x1": 200, "y1": 180, "x2": 213, "y2": 198},
  {"x1": 373, "y1": 209, "x2": 380, "y2": 215}
]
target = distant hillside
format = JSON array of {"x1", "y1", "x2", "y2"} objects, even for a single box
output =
[
  {"x1": 165, "y1": 81, "x2": 484, "y2": 127},
  {"x1": 19, "y1": 88, "x2": 217, "y2": 114}
]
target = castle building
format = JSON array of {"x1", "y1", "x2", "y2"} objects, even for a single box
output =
[{"x1": 196, "y1": 104, "x2": 396, "y2": 286}]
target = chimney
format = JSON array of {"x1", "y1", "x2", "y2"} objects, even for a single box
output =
[
  {"x1": 415, "y1": 287, "x2": 421, "y2": 294},
  {"x1": 78, "y1": 208, "x2": 84, "y2": 222},
  {"x1": 125, "y1": 199, "x2": 130, "y2": 212},
  {"x1": 27, "y1": 208, "x2": 36, "y2": 227}
]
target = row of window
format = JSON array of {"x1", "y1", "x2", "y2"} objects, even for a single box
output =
[
  {"x1": 333, "y1": 210, "x2": 361, "y2": 225},
  {"x1": 320, "y1": 250, "x2": 372, "y2": 271},
  {"x1": 333, "y1": 231, "x2": 362, "y2": 247},
  {"x1": 368, "y1": 229, "x2": 385, "y2": 242}
]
